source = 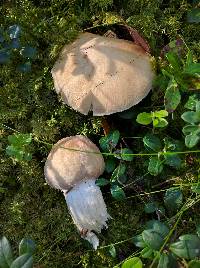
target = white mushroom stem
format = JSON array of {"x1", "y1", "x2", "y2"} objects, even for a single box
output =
[{"x1": 63, "y1": 179, "x2": 111, "y2": 250}]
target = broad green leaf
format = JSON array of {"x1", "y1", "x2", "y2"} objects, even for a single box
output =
[
  {"x1": 145, "y1": 220, "x2": 169, "y2": 238},
  {"x1": 10, "y1": 254, "x2": 33, "y2": 268},
  {"x1": 164, "y1": 79, "x2": 181, "y2": 112},
  {"x1": 120, "y1": 148, "x2": 134, "y2": 161},
  {"x1": 132, "y1": 235, "x2": 146, "y2": 248},
  {"x1": 19, "y1": 239, "x2": 35, "y2": 256},
  {"x1": 185, "y1": 133, "x2": 200, "y2": 148},
  {"x1": 148, "y1": 157, "x2": 163, "y2": 176},
  {"x1": 170, "y1": 235, "x2": 200, "y2": 259},
  {"x1": 122, "y1": 257, "x2": 143, "y2": 268},
  {"x1": 191, "y1": 184, "x2": 200, "y2": 194},
  {"x1": 165, "y1": 51, "x2": 182, "y2": 72},
  {"x1": 164, "y1": 154, "x2": 181, "y2": 168},
  {"x1": 20, "y1": 47, "x2": 37, "y2": 59},
  {"x1": 8, "y1": 25, "x2": 21, "y2": 39},
  {"x1": 188, "y1": 260, "x2": 200, "y2": 268},
  {"x1": 95, "y1": 178, "x2": 110, "y2": 187},
  {"x1": 143, "y1": 133, "x2": 162, "y2": 151},
  {"x1": 0, "y1": 237, "x2": 13, "y2": 268},
  {"x1": 181, "y1": 111, "x2": 200, "y2": 124},
  {"x1": 142, "y1": 230, "x2": 163, "y2": 250},
  {"x1": 136, "y1": 112, "x2": 152, "y2": 125},
  {"x1": 153, "y1": 118, "x2": 168, "y2": 128},
  {"x1": 153, "y1": 110, "x2": 168, "y2": 118},
  {"x1": 105, "y1": 158, "x2": 116, "y2": 173},
  {"x1": 187, "y1": 8, "x2": 200, "y2": 23},
  {"x1": 182, "y1": 125, "x2": 200, "y2": 135},
  {"x1": 111, "y1": 163, "x2": 126, "y2": 182},
  {"x1": 8, "y1": 134, "x2": 32, "y2": 146},
  {"x1": 109, "y1": 244, "x2": 116, "y2": 258},
  {"x1": 144, "y1": 202, "x2": 157, "y2": 213},
  {"x1": 99, "y1": 130, "x2": 120, "y2": 152},
  {"x1": 6, "y1": 145, "x2": 24, "y2": 160},
  {"x1": 158, "y1": 253, "x2": 177, "y2": 268},
  {"x1": 186, "y1": 50, "x2": 193, "y2": 68},
  {"x1": 184, "y1": 63, "x2": 200, "y2": 76},
  {"x1": 141, "y1": 247, "x2": 153, "y2": 258},
  {"x1": 163, "y1": 137, "x2": 183, "y2": 151},
  {"x1": 184, "y1": 94, "x2": 200, "y2": 110},
  {"x1": 164, "y1": 188, "x2": 183, "y2": 212},
  {"x1": 110, "y1": 185, "x2": 125, "y2": 200}
]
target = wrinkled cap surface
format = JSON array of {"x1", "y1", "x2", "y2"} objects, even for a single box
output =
[
  {"x1": 44, "y1": 135, "x2": 105, "y2": 191},
  {"x1": 52, "y1": 32, "x2": 154, "y2": 116}
]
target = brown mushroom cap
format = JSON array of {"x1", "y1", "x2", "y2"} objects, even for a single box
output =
[
  {"x1": 52, "y1": 32, "x2": 154, "y2": 116},
  {"x1": 44, "y1": 135, "x2": 105, "y2": 191}
]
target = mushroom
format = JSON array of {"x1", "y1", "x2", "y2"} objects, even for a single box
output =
[
  {"x1": 44, "y1": 135, "x2": 110, "y2": 249},
  {"x1": 51, "y1": 32, "x2": 154, "y2": 116}
]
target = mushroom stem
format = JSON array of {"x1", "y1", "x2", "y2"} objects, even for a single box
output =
[{"x1": 63, "y1": 179, "x2": 111, "y2": 249}]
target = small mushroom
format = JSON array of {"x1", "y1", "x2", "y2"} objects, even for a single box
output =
[
  {"x1": 44, "y1": 135, "x2": 110, "y2": 249},
  {"x1": 52, "y1": 32, "x2": 154, "y2": 116}
]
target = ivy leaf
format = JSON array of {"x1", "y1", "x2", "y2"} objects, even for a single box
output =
[
  {"x1": 143, "y1": 133, "x2": 162, "y2": 151},
  {"x1": 164, "y1": 188, "x2": 183, "y2": 212},
  {"x1": 164, "y1": 79, "x2": 181, "y2": 112},
  {"x1": 182, "y1": 125, "x2": 200, "y2": 135},
  {"x1": 158, "y1": 253, "x2": 177, "y2": 268},
  {"x1": 132, "y1": 235, "x2": 146, "y2": 248},
  {"x1": 110, "y1": 185, "x2": 126, "y2": 200},
  {"x1": 95, "y1": 178, "x2": 110, "y2": 187},
  {"x1": 105, "y1": 158, "x2": 116, "y2": 173},
  {"x1": 170, "y1": 235, "x2": 200, "y2": 259},
  {"x1": 181, "y1": 111, "x2": 200, "y2": 124},
  {"x1": 8, "y1": 134, "x2": 32, "y2": 146},
  {"x1": 111, "y1": 163, "x2": 126, "y2": 182},
  {"x1": 185, "y1": 133, "x2": 200, "y2": 148},
  {"x1": 140, "y1": 247, "x2": 153, "y2": 258},
  {"x1": 120, "y1": 148, "x2": 134, "y2": 161},
  {"x1": 19, "y1": 239, "x2": 36, "y2": 256},
  {"x1": 122, "y1": 257, "x2": 143, "y2": 268},
  {"x1": 187, "y1": 8, "x2": 200, "y2": 23},
  {"x1": 99, "y1": 130, "x2": 120, "y2": 152},
  {"x1": 0, "y1": 237, "x2": 13, "y2": 268},
  {"x1": 20, "y1": 47, "x2": 37, "y2": 59},
  {"x1": 8, "y1": 25, "x2": 21, "y2": 39},
  {"x1": 136, "y1": 112, "x2": 152, "y2": 125},
  {"x1": 109, "y1": 244, "x2": 116, "y2": 258},
  {"x1": 10, "y1": 254, "x2": 33, "y2": 268},
  {"x1": 148, "y1": 157, "x2": 163, "y2": 176},
  {"x1": 142, "y1": 230, "x2": 163, "y2": 250},
  {"x1": 145, "y1": 220, "x2": 169, "y2": 238}
]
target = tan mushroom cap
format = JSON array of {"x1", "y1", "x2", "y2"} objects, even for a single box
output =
[
  {"x1": 44, "y1": 135, "x2": 105, "y2": 191},
  {"x1": 52, "y1": 32, "x2": 154, "y2": 116}
]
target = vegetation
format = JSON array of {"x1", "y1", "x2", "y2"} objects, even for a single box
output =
[{"x1": 0, "y1": 0, "x2": 200, "y2": 267}]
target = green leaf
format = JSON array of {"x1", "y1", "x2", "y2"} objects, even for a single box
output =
[
  {"x1": 143, "y1": 133, "x2": 162, "y2": 151},
  {"x1": 10, "y1": 254, "x2": 33, "y2": 268},
  {"x1": 109, "y1": 244, "x2": 116, "y2": 258},
  {"x1": 158, "y1": 253, "x2": 177, "y2": 268},
  {"x1": 184, "y1": 94, "x2": 200, "y2": 110},
  {"x1": 184, "y1": 63, "x2": 200, "y2": 76},
  {"x1": 19, "y1": 239, "x2": 35, "y2": 256},
  {"x1": 181, "y1": 111, "x2": 200, "y2": 124},
  {"x1": 142, "y1": 230, "x2": 163, "y2": 250},
  {"x1": 182, "y1": 125, "x2": 200, "y2": 135},
  {"x1": 187, "y1": 8, "x2": 200, "y2": 23},
  {"x1": 0, "y1": 237, "x2": 13, "y2": 268},
  {"x1": 136, "y1": 112, "x2": 152, "y2": 125},
  {"x1": 170, "y1": 235, "x2": 200, "y2": 259},
  {"x1": 145, "y1": 220, "x2": 169, "y2": 238},
  {"x1": 164, "y1": 154, "x2": 181, "y2": 168},
  {"x1": 148, "y1": 157, "x2": 163, "y2": 176},
  {"x1": 95, "y1": 178, "x2": 110, "y2": 187},
  {"x1": 144, "y1": 202, "x2": 157, "y2": 213},
  {"x1": 140, "y1": 247, "x2": 153, "y2": 258},
  {"x1": 17, "y1": 62, "x2": 32, "y2": 73},
  {"x1": 122, "y1": 257, "x2": 143, "y2": 268},
  {"x1": 111, "y1": 163, "x2": 126, "y2": 182},
  {"x1": 186, "y1": 50, "x2": 193, "y2": 68},
  {"x1": 20, "y1": 47, "x2": 37, "y2": 59},
  {"x1": 164, "y1": 79, "x2": 181, "y2": 112},
  {"x1": 165, "y1": 51, "x2": 182, "y2": 72},
  {"x1": 99, "y1": 130, "x2": 120, "y2": 152},
  {"x1": 188, "y1": 260, "x2": 200, "y2": 268},
  {"x1": 185, "y1": 133, "x2": 200, "y2": 148},
  {"x1": 8, "y1": 134, "x2": 32, "y2": 146},
  {"x1": 105, "y1": 158, "x2": 116, "y2": 173},
  {"x1": 153, "y1": 118, "x2": 168, "y2": 128},
  {"x1": 120, "y1": 148, "x2": 134, "y2": 161},
  {"x1": 153, "y1": 110, "x2": 168, "y2": 118},
  {"x1": 110, "y1": 185, "x2": 125, "y2": 200},
  {"x1": 191, "y1": 184, "x2": 200, "y2": 194},
  {"x1": 164, "y1": 188, "x2": 183, "y2": 212},
  {"x1": 8, "y1": 25, "x2": 21, "y2": 39},
  {"x1": 132, "y1": 235, "x2": 146, "y2": 248}
]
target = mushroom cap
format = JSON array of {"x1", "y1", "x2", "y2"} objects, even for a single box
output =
[
  {"x1": 52, "y1": 32, "x2": 154, "y2": 116},
  {"x1": 44, "y1": 135, "x2": 105, "y2": 191}
]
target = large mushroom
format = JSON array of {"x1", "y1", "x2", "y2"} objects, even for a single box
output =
[
  {"x1": 44, "y1": 135, "x2": 110, "y2": 249},
  {"x1": 51, "y1": 32, "x2": 154, "y2": 116}
]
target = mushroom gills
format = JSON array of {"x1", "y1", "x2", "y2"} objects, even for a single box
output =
[{"x1": 64, "y1": 179, "x2": 111, "y2": 249}]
